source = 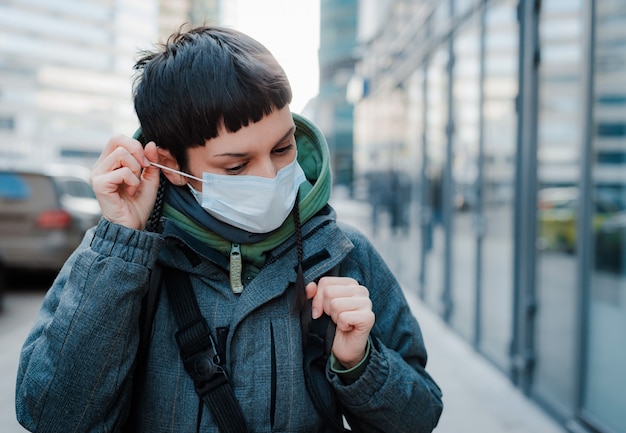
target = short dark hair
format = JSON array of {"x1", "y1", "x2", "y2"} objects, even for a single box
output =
[{"x1": 132, "y1": 25, "x2": 293, "y2": 170}]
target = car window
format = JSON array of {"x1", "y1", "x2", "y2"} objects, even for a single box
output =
[
  {"x1": 57, "y1": 178, "x2": 96, "y2": 199},
  {"x1": 554, "y1": 199, "x2": 576, "y2": 210},
  {"x1": 0, "y1": 172, "x2": 57, "y2": 211},
  {"x1": 0, "y1": 172, "x2": 30, "y2": 200}
]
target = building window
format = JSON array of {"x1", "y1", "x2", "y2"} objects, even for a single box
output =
[{"x1": 0, "y1": 116, "x2": 15, "y2": 131}]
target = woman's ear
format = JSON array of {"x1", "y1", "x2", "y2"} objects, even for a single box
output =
[{"x1": 156, "y1": 148, "x2": 188, "y2": 186}]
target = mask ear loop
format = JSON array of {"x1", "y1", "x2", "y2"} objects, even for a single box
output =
[{"x1": 149, "y1": 161, "x2": 205, "y2": 183}]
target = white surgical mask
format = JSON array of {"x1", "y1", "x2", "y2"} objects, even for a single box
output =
[{"x1": 153, "y1": 158, "x2": 306, "y2": 233}]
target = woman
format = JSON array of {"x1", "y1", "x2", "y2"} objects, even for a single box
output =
[{"x1": 16, "y1": 26, "x2": 442, "y2": 433}]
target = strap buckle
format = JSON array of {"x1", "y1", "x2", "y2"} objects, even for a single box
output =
[{"x1": 176, "y1": 318, "x2": 227, "y2": 392}]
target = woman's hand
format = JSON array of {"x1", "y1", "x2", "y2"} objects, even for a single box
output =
[
  {"x1": 90, "y1": 135, "x2": 161, "y2": 230},
  {"x1": 306, "y1": 277, "x2": 375, "y2": 369}
]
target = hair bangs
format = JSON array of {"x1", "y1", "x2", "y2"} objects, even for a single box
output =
[{"x1": 132, "y1": 26, "x2": 293, "y2": 170}]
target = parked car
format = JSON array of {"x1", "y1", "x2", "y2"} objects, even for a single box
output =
[
  {"x1": 537, "y1": 186, "x2": 622, "y2": 253},
  {"x1": 0, "y1": 161, "x2": 101, "y2": 273}
]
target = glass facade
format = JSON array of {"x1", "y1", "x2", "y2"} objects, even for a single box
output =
[
  {"x1": 423, "y1": 44, "x2": 450, "y2": 316},
  {"x1": 583, "y1": 1, "x2": 626, "y2": 431},
  {"x1": 533, "y1": 0, "x2": 584, "y2": 416},
  {"x1": 480, "y1": 0, "x2": 518, "y2": 371},
  {"x1": 450, "y1": 14, "x2": 481, "y2": 343},
  {"x1": 351, "y1": 0, "x2": 626, "y2": 432}
]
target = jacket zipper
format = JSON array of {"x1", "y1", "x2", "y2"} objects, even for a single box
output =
[{"x1": 230, "y1": 243, "x2": 244, "y2": 293}]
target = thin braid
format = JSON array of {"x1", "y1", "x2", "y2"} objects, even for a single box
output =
[
  {"x1": 293, "y1": 197, "x2": 307, "y2": 312},
  {"x1": 145, "y1": 173, "x2": 167, "y2": 232},
  {"x1": 293, "y1": 198, "x2": 304, "y2": 264}
]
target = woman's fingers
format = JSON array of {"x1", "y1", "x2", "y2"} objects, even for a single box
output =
[
  {"x1": 307, "y1": 276, "x2": 375, "y2": 368},
  {"x1": 309, "y1": 277, "x2": 368, "y2": 319},
  {"x1": 90, "y1": 135, "x2": 161, "y2": 230}
]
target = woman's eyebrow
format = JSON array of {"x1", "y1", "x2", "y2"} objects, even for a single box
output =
[
  {"x1": 276, "y1": 125, "x2": 296, "y2": 145},
  {"x1": 213, "y1": 125, "x2": 296, "y2": 158}
]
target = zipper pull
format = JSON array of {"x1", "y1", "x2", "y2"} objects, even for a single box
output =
[{"x1": 230, "y1": 243, "x2": 244, "y2": 294}]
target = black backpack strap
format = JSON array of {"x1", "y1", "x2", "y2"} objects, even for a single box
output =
[
  {"x1": 163, "y1": 267, "x2": 249, "y2": 433},
  {"x1": 300, "y1": 264, "x2": 354, "y2": 433}
]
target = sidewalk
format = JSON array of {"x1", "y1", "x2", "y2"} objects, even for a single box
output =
[
  {"x1": 329, "y1": 190, "x2": 567, "y2": 433},
  {"x1": 408, "y1": 298, "x2": 566, "y2": 433}
]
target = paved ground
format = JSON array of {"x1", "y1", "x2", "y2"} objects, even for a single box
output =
[{"x1": 407, "y1": 297, "x2": 566, "y2": 432}]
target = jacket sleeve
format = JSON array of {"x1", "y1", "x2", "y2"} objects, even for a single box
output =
[
  {"x1": 328, "y1": 224, "x2": 443, "y2": 433},
  {"x1": 15, "y1": 219, "x2": 162, "y2": 433}
]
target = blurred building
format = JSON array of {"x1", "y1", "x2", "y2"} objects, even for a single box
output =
[
  {"x1": 315, "y1": 0, "x2": 359, "y2": 189},
  {"x1": 0, "y1": 0, "x2": 158, "y2": 164},
  {"x1": 347, "y1": 1, "x2": 626, "y2": 433},
  {"x1": 159, "y1": 0, "x2": 237, "y2": 41},
  {"x1": 0, "y1": 0, "x2": 231, "y2": 166}
]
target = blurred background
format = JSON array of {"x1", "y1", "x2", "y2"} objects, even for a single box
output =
[{"x1": 0, "y1": 1, "x2": 625, "y2": 433}]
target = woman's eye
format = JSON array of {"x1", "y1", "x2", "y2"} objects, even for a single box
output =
[
  {"x1": 225, "y1": 163, "x2": 247, "y2": 174},
  {"x1": 274, "y1": 144, "x2": 294, "y2": 155}
]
